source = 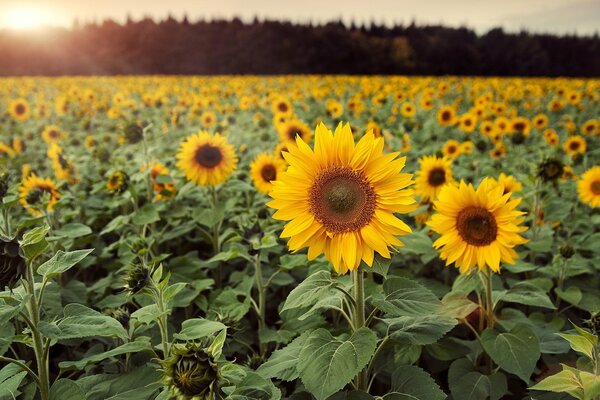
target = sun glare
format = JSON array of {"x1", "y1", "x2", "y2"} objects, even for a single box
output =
[{"x1": 1, "y1": 5, "x2": 54, "y2": 30}]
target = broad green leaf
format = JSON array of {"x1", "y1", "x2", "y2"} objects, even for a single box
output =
[
  {"x1": 384, "y1": 315, "x2": 456, "y2": 345},
  {"x1": 530, "y1": 368, "x2": 583, "y2": 399},
  {"x1": 281, "y1": 270, "x2": 336, "y2": 312},
  {"x1": 77, "y1": 366, "x2": 161, "y2": 400},
  {"x1": 555, "y1": 286, "x2": 583, "y2": 306},
  {"x1": 50, "y1": 379, "x2": 86, "y2": 400},
  {"x1": 448, "y1": 359, "x2": 490, "y2": 400},
  {"x1": 500, "y1": 282, "x2": 556, "y2": 309},
  {"x1": 59, "y1": 338, "x2": 151, "y2": 370},
  {"x1": 297, "y1": 327, "x2": 377, "y2": 400},
  {"x1": 481, "y1": 324, "x2": 540, "y2": 383},
  {"x1": 227, "y1": 370, "x2": 281, "y2": 400},
  {"x1": 382, "y1": 365, "x2": 446, "y2": 400},
  {"x1": 132, "y1": 203, "x2": 160, "y2": 225},
  {"x1": 37, "y1": 249, "x2": 94, "y2": 278},
  {"x1": 0, "y1": 370, "x2": 26, "y2": 399},
  {"x1": 52, "y1": 223, "x2": 92, "y2": 239},
  {"x1": 257, "y1": 331, "x2": 311, "y2": 381},
  {"x1": 19, "y1": 225, "x2": 49, "y2": 260},
  {"x1": 372, "y1": 277, "x2": 441, "y2": 317},
  {"x1": 130, "y1": 304, "x2": 160, "y2": 325},
  {"x1": 440, "y1": 293, "x2": 478, "y2": 319},
  {"x1": 173, "y1": 318, "x2": 226, "y2": 340},
  {"x1": 557, "y1": 333, "x2": 595, "y2": 360}
]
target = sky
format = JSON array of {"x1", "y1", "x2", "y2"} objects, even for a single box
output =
[{"x1": 0, "y1": 0, "x2": 598, "y2": 35}]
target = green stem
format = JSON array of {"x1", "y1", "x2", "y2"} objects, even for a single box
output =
[
  {"x1": 155, "y1": 288, "x2": 170, "y2": 359},
  {"x1": 254, "y1": 255, "x2": 267, "y2": 358},
  {"x1": 351, "y1": 269, "x2": 367, "y2": 391},
  {"x1": 209, "y1": 186, "x2": 223, "y2": 288},
  {"x1": 480, "y1": 268, "x2": 495, "y2": 375}
]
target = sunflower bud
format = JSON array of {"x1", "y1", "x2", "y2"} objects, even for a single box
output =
[
  {"x1": 124, "y1": 123, "x2": 144, "y2": 144},
  {"x1": 0, "y1": 171, "x2": 10, "y2": 199},
  {"x1": 1, "y1": 237, "x2": 25, "y2": 289},
  {"x1": 559, "y1": 244, "x2": 575, "y2": 259},
  {"x1": 94, "y1": 147, "x2": 111, "y2": 163},
  {"x1": 163, "y1": 343, "x2": 221, "y2": 400},
  {"x1": 129, "y1": 237, "x2": 149, "y2": 256},
  {"x1": 538, "y1": 158, "x2": 564, "y2": 182},
  {"x1": 124, "y1": 264, "x2": 149, "y2": 294},
  {"x1": 586, "y1": 313, "x2": 600, "y2": 336}
]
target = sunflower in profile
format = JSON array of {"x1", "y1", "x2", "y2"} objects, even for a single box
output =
[
  {"x1": 274, "y1": 142, "x2": 290, "y2": 163},
  {"x1": 493, "y1": 173, "x2": 523, "y2": 194},
  {"x1": 563, "y1": 135, "x2": 586, "y2": 157},
  {"x1": 250, "y1": 153, "x2": 286, "y2": 194},
  {"x1": 8, "y1": 99, "x2": 30, "y2": 122},
  {"x1": 19, "y1": 174, "x2": 61, "y2": 215},
  {"x1": 427, "y1": 179, "x2": 528, "y2": 274},
  {"x1": 577, "y1": 166, "x2": 600, "y2": 208},
  {"x1": 268, "y1": 122, "x2": 416, "y2": 274},
  {"x1": 0, "y1": 143, "x2": 15, "y2": 158},
  {"x1": 106, "y1": 170, "x2": 129, "y2": 194},
  {"x1": 415, "y1": 155, "x2": 455, "y2": 202},
  {"x1": 277, "y1": 119, "x2": 312, "y2": 144},
  {"x1": 42, "y1": 125, "x2": 64, "y2": 144},
  {"x1": 176, "y1": 131, "x2": 237, "y2": 186}
]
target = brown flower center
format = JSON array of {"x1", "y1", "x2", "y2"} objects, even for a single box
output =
[
  {"x1": 15, "y1": 103, "x2": 26, "y2": 115},
  {"x1": 427, "y1": 168, "x2": 446, "y2": 187},
  {"x1": 194, "y1": 145, "x2": 223, "y2": 168},
  {"x1": 569, "y1": 141, "x2": 580, "y2": 150},
  {"x1": 441, "y1": 111, "x2": 451, "y2": 121},
  {"x1": 591, "y1": 181, "x2": 600, "y2": 195},
  {"x1": 287, "y1": 126, "x2": 300, "y2": 140},
  {"x1": 277, "y1": 102, "x2": 289, "y2": 112},
  {"x1": 456, "y1": 206, "x2": 498, "y2": 246},
  {"x1": 309, "y1": 166, "x2": 376, "y2": 233},
  {"x1": 447, "y1": 145, "x2": 457, "y2": 154},
  {"x1": 260, "y1": 164, "x2": 277, "y2": 182}
]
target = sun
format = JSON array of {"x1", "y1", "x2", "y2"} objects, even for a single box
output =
[{"x1": 1, "y1": 5, "x2": 54, "y2": 30}]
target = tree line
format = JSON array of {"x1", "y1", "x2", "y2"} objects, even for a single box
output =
[{"x1": 1, "y1": 17, "x2": 598, "y2": 76}]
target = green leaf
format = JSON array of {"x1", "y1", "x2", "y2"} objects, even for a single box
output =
[
  {"x1": 257, "y1": 331, "x2": 311, "y2": 381},
  {"x1": 500, "y1": 282, "x2": 556, "y2": 309},
  {"x1": 557, "y1": 333, "x2": 595, "y2": 360},
  {"x1": 173, "y1": 318, "x2": 226, "y2": 341},
  {"x1": 372, "y1": 277, "x2": 441, "y2": 317},
  {"x1": 384, "y1": 315, "x2": 457, "y2": 345},
  {"x1": 37, "y1": 249, "x2": 94, "y2": 278},
  {"x1": 50, "y1": 379, "x2": 86, "y2": 400},
  {"x1": 19, "y1": 225, "x2": 49, "y2": 260},
  {"x1": 193, "y1": 205, "x2": 225, "y2": 228},
  {"x1": 130, "y1": 304, "x2": 160, "y2": 325},
  {"x1": 448, "y1": 359, "x2": 490, "y2": 400},
  {"x1": 0, "y1": 370, "x2": 27, "y2": 399},
  {"x1": 297, "y1": 327, "x2": 377, "y2": 400},
  {"x1": 39, "y1": 303, "x2": 127, "y2": 341},
  {"x1": 132, "y1": 203, "x2": 160, "y2": 225},
  {"x1": 100, "y1": 215, "x2": 130, "y2": 235},
  {"x1": 555, "y1": 286, "x2": 583, "y2": 306},
  {"x1": 281, "y1": 270, "x2": 335, "y2": 312},
  {"x1": 530, "y1": 368, "x2": 583, "y2": 399},
  {"x1": 227, "y1": 370, "x2": 281, "y2": 400},
  {"x1": 52, "y1": 223, "x2": 92, "y2": 238},
  {"x1": 58, "y1": 338, "x2": 151, "y2": 370},
  {"x1": 382, "y1": 365, "x2": 446, "y2": 400},
  {"x1": 480, "y1": 324, "x2": 540, "y2": 383}
]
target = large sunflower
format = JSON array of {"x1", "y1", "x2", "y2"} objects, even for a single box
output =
[
  {"x1": 577, "y1": 166, "x2": 600, "y2": 208},
  {"x1": 250, "y1": 153, "x2": 286, "y2": 195},
  {"x1": 427, "y1": 179, "x2": 528, "y2": 274},
  {"x1": 268, "y1": 122, "x2": 416, "y2": 274},
  {"x1": 415, "y1": 155, "x2": 455, "y2": 202},
  {"x1": 176, "y1": 131, "x2": 237, "y2": 186},
  {"x1": 19, "y1": 174, "x2": 61, "y2": 215}
]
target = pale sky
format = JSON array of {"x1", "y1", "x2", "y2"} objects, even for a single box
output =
[{"x1": 0, "y1": 0, "x2": 598, "y2": 35}]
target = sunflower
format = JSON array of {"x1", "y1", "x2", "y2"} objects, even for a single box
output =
[
  {"x1": 581, "y1": 119, "x2": 599, "y2": 136},
  {"x1": 176, "y1": 131, "x2": 237, "y2": 186},
  {"x1": 19, "y1": 174, "x2": 61, "y2": 215},
  {"x1": 510, "y1": 117, "x2": 531, "y2": 136},
  {"x1": 365, "y1": 121, "x2": 382, "y2": 138},
  {"x1": 415, "y1": 155, "x2": 455, "y2": 202},
  {"x1": 400, "y1": 102, "x2": 416, "y2": 118},
  {"x1": 11, "y1": 137, "x2": 25, "y2": 154},
  {"x1": 427, "y1": 179, "x2": 528, "y2": 274},
  {"x1": 577, "y1": 166, "x2": 600, "y2": 208},
  {"x1": 532, "y1": 114, "x2": 548, "y2": 130},
  {"x1": 250, "y1": 153, "x2": 286, "y2": 195},
  {"x1": 0, "y1": 143, "x2": 15, "y2": 158},
  {"x1": 271, "y1": 96, "x2": 293, "y2": 116},
  {"x1": 326, "y1": 99, "x2": 343, "y2": 118},
  {"x1": 442, "y1": 139, "x2": 460, "y2": 159},
  {"x1": 563, "y1": 135, "x2": 586, "y2": 157},
  {"x1": 543, "y1": 128, "x2": 559, "y2": 146},
  {"x1": 84, "y1": 136, "x2": 96, "y2": 149},
  {"x1": 107, "y1": 170, "x2": 129, "y2": 194},
  {"x1": 437, "y1": 106, "x2": 456, "y2": 127},
  {"x1": 458, "y1": 113, "x2": 477, "y2": 132},
  {"x1": 8, "y1": 99, "x2": 30, "y2": 122},
  {"x1": 268, "y1": 122, "x2": 416, "y2": 274},
  {"x1": 201, "y1": 111, "x2": 217, "y2": 128},
  {"x1": 493, "y1": 173, "x2": 523, "y2": 194},
  {"x1": 42, "y1": 125, "x2": 64, "y2": 144},
  {"x1": 48, "y1": 144, "x2": 78, "y2": 183},
  {"x1": 146, "y1": 162, "x2": 177, "y2": 201},
  {"x1": 277, "y1": 119, "x2": 312, "y2": 144},
  {"x1": 274, "y1": 142, "x2": 290, "y2": 163}
]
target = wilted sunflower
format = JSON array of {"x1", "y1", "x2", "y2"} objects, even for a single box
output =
[
  {"x1": 250, "y1": 153, "x2": 286, "y2": 195},
  {"x1": 19, "y1": 174, "x2": 61, "y2": 215},
  {"x1": 176, "y1": 132, "x2": 237, "y2": 186},
  {"x1": 8, "y1": 98, "x2": 30, "y2": 121},
  {"x1": 427, "y1": 179, "x2": 528, "y2": 274},
  {"x1": 277, "y1": 119, "x2": 312, "y2": 143},
  {"x1": 41, "y1": 125, "x2": 64, "y2": 144},
  {"x1": 106, "y1": 170, "x2": 129, "y2": 194},
  {"x1": 268, "y1": 122, "x2": 416, "y2": 274},
  {"x1": 577, "y1": 166, "x2": 600, "y2": 208},
  {"x1": 415, "y1": 155, "x2": 455, "y2": 202},
  {"x1": 539, "y1": 158, "x2": 564, "y2": 182},
  {"x1": 563, "y1": 135, "x2": 586, "y2": 157}
]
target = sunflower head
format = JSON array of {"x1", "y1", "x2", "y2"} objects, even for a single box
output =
[
  {"x1": 0, "y1": 237, "x2": 25, "y2": 289},
  {"x1": 538, "y1": 158, "x2": 564, "y2": 182},
  {"x1": 577, "y1": 166, "x2": 600, "y2": 208},
  {"x1": 415, "y1": 155, "x2": 455, "y2": 202},
  {"x1": 427, "y1": 178, "x2": 528, "y2": 274},
  {"x1": 176, "y1": 131, "x2": 237, "y2": 187},
  {"x1": 124, "y1": 123, "x2": 144, "y2": 144},
  {"x1": 123, "y1": 263, "x2": 150, "y2": 295},
  {"x1": 268, "y1": 122, "x2": 415, "y2": 274},
  {"x1": 250, "y1": 153, "x2": 286, "y2": 195},
  {"x1": 18, "y1": 174, "x2": 60, "y2": 215},
  {"x1": 163, "y1": 342, "x2": 221, "y2": 400},
  {"x1": 8, "y1": 99, "x2": 30, "y2": 121},
  {"x1": 107, "y1": 170, "x2": 129, "y2": 194},
  {"x1": 277, "y1": 119, "x2": 312, "y2": 144}
]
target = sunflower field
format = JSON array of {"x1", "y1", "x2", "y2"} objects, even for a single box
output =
[{"x1": 1, "y1": 76, "x2": 600, "y2": 400}]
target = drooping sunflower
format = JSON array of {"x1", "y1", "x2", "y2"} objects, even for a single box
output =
[
  {"x1": 427, "y1": 179, "x2": 528, "y2": 274},
  {"x1": 176, "y1": 131, "x2": 237, "y2": 186},
  {"x1": 563, "y1": 135, "x2": 586, "y2": 157},
  {"x1": 42, "y1": 125, "x2": 64, "y2": 144},
  {"x1": 415, "y1": 155, "x2": 455, "y2": 202},
  {"x1": 277, "y1": 119, "x2": 312, "y2": 144},
  {"x1": 577, "y1": 166, "x2": 600, "y2": 208},
  {"x1": 19, "y1": 174, "x2": 61, "y2": 215},
  {"x1": 8, "y1": 99, "x2": 30, "y2": 122},
  {"x1": 11, "y1": 137, "x2": 25, "y2": 154},
  {"x1": 250, "y1": 153, "x2": 286, "y2": 194},
  {"x1": 106, "y1": 170, "x2": 129, "y2": 194},
  {"x1": 268, "y1": 122, "x2": 416, "y2": 274}
]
